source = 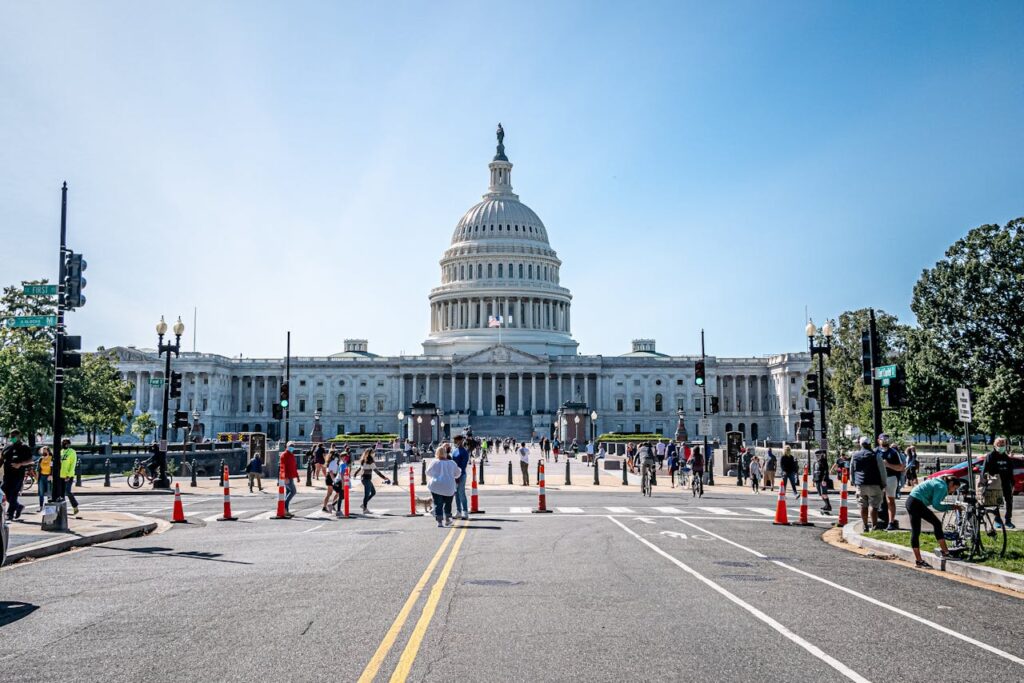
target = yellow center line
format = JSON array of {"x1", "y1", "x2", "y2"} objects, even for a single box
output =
[
  {"x1": 357, "y1": 526, "x2": 457, "y2": 683},
  {"x1": 388, "y1": 524, "x2": 469, "y2": 683}
]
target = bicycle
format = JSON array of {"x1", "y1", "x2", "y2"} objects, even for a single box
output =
[
  {"x1": 126, "y1": 459, "x2": 173, "y2": 489},
  {"x1": 21, "y1": 463, "x2": 37, "y2": 492},
  {"x1": 942, "y1": 489, "x2": 1007, "y2": 561},
  {"x1": 641, "y1": 464, "x2": 653, "y2": 497},
  {"x1": 691, "y1": 471, "x2": 704, "y2": 498},
  {"x1": 676, "y1": 467, "x2": 690, "y2": 489}
]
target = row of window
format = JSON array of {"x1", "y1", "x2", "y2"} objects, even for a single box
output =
[
  {"x1": 456, "y1": 223, "x2": 546, "y2": 240},
  {"x1": 443, "y1": 261, "x2": 557, "y2": 284}
]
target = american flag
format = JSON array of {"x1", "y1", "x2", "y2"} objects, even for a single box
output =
[{"x1": 488, "y1": 315, "x2": 502, "y2": 328}]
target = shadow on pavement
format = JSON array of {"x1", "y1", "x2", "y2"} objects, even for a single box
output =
[
  {"x1": 97, "y1": 545, "x2": 253, "y2": 565},
  {"x1": 0, "y1": 602, "x2": 39, "y2": 627}
]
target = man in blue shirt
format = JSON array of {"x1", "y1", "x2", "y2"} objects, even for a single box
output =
[{"x1": 452, "y1": 434, "x2": 471, "y2": 520}]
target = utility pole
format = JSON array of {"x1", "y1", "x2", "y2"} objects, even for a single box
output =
[
  {"x1": 702, "y1": 329, "x2": 713, "y2": 486},
  {"x1": 284, "y1": 331, "x2": 291, "y2": 443},
  {"x1": 869, "y1": 309, "x2": 883, "y2": 441},
  {"x1": 44, "y1": 182, "x2": 70, "y2": 532}
]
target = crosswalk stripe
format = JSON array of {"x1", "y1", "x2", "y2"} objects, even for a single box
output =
[
  {"x1": 745, "y1": 508, "x2": 776, "y2": 516},
  {"x1": 654, "y1": 506, "x2": 683, "y2": 514},
  {"x1": 510, "y1": 506, "x2": 532, "y2": 513},
  {"x1": 248, "y1": 510, "x2": 277, "y2": 521},
  {"x1": 605, "y1": 507, "x2": 635, "y2": 514},
  {"x1": 697, "y1": 507, "x2": 740, "y2": 516},
  {"x1": 203, "y1": 510, "x2": 249, "y2": 522},
  {"x1": 557, "y1": 507, "x2": 584, "y2": 513}
]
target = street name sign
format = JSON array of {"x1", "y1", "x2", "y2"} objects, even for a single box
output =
[
  {"x1": 874, "y1": 364, "x2": 897, "y2": 380},
  {"x1": 149, "y1": 378, "x2": 165, "y2": 387},
  {"x1": 956, "y1": 388, "x2": 972, "y2": 423},
  {"x1": 23, "y1": 284, "x2": 58, "y2": 296},
  {"x1": 6, "y1": 315, "x2": 57, "y2": 328}
]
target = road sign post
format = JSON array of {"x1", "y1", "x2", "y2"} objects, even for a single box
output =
[{"x1": 956, "y1": 388, "x2": 974, "y2": 494}]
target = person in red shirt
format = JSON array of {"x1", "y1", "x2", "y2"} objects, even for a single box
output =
[{"x1": 280, "y1": 443, "x2": 299, "y2": 517}]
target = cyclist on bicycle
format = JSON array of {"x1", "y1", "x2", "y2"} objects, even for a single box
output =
[
  {"x1": 906, "y1": 475, "x2": 964, "y2": 568},
  {"x1": 690, "y1": 445, "x2": 705, "y2": 495},
  {"x1": 638, "y1": 442, "x2": 657, "y2": 488}
]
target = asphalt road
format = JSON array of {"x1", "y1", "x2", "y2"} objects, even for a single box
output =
[{"x1": 2, "y1": 483, "x2": 1023, "y2": 682}]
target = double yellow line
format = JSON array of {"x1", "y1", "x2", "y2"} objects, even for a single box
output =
[{"x1": 358, "y1": 523, "x2": 469, "y2": 683}]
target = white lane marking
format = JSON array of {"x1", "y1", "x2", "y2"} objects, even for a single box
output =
[
  {"x1": 557, "y1": 507, "x2": 584, "y2": 513},
  {"x1": 654, "y1": 506, "x2": 684, "y2": 514},
  {"x1": 606, "y1": 507, "x2": 635, "y2": 514},
  {"x1": 302, "y1": 523, "x2": 325, "y2": 534},
  {"x1": 672, "y1": 517, "x2": 1024, "y2": 668},
  {"x1": 609, "y1": 516, "x2": 870, "y2": 682},
  {"x1": 660, "y1": 530, "x2": 688, "y2": 540},
  {"x1": 248, "y1": 511, "x2": 277, "y2": 521},
  {"x1": 203, "y1": 510, "x2": 249, "y2": 522},
  {"x1": 697, "y1": 507, "x2": 740, "y2": 516},
  {"x1": 633, "y1": 517, "x2": 656, "y2": 525},
  {"x1": 364, "y1": 509, "x2": 390, "y2": 517},
  {"x1": 745, "y1": 508, "x2": 777, "y2": 517},
  {"x1": 510, "y1": 507, "x2": 532, "y2": 513}
]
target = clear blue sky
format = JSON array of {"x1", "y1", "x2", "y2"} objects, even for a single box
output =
[{"x1": 2, "y1": 1, "x2": 1021, "y2": 359}]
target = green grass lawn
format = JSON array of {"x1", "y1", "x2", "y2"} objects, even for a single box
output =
[{"x1": 863, "y1": 529, "x2": 1024, "y2": 574}]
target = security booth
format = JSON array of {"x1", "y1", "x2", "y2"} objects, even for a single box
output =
[
  {"x1": 556, "y1": 401, "x2": 590, "y2": 446},
  {"x1": 409, "y1": 402, "x2": 439, "y2": 447},
  {"x1": 725, "y1": 431, "x2": 743, "y2": 476}
]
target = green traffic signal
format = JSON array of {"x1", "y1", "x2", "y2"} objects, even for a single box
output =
[{"x1": 280, "y1": 399, "x2": 289, "y2": 409}]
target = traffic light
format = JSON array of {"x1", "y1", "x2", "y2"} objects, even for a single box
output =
[
  {"x1": 272, "y1": 402, "x2": 283, "y2": 420},
  {"x1": 64, "y1": 251, "x2": 87, "y2": 310},
  {"x1": 861, "y1": 329, "x2": 873, "y2": 385},
  {"x1": 694, "y1": 361, "x2": 705, "y2": 387},
  {"x1": 279, "y1": 382, "x2": 290, "y2": 409},
  {"x1": 169, "y1": 371, "x2": 183, "y2": 399},
  {"x1": 60, "y1": 334, "x2": 82, "y2": 368},
  {"x1": 799, "y1": 411, "x2": 815, "y2": 432},
  {"x1": 888, "y1": 366, "x2": 907, "y2": 408},
  {"x1": 806, "y1": 372, "x2": 819, "y2": 400},
  {"x1": 173, "y1": 410, "x2": 190, "y2": 429},
  {"x1": 710, "y1": 396, "x2": 720, "y2": 414}
]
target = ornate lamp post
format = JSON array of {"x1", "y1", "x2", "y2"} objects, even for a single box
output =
[
  {"x1": 806, "y1": 320, "x2": 833, "y2": 457},
  {"x1": 155, "y1": 315, "x2": 184, "y2": 489},
  {"x1": 574, "y1": 415, "x2": 580, "y2": 445},
  {"x1": 590, "y1": 410, "x2": 598, "y2": 445},
  {"x1": 398, "y1": 410, "x2": 405, "y2": 445},
  {"x1": 312, "y1": 408, "x2": 323, "y2": 443}
]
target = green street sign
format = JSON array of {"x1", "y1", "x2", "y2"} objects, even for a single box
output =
[
  {"x1": 149, "y1": 378, "x2": 165, "y2": 387},
  {"x1": 23, "y1": 284, "x2": 58, "y2": 296},
  {"x1": 874, "y1": 364, "x2": 897, "y2": 380},
  {"x1": 7, "y1": 315, "x2": 57, "y2": 328}
]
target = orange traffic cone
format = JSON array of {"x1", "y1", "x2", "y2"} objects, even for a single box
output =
[
  {"x1": 171, "y1": 483, "x2": 187, "y2": 523},
  {"x1": 274, "y1": 461, "x2": 289, "y2": 519},
  {"x1": 532, "y1": 461, "x2": 552, "y2": 513},
  {"x1": 218, "y1": 465, "x2": 238, "y2": 521},
  {"x1": 836, "y1": 468, "x2": 849, "y2": 527},
  {"x1": 470, "y1": 461, "x2": 485, "y2": 514},
  {"x1": 798, "y1": 466, "x2": 813, "y2": 526},
  {"x1": 772, "y1": 476, "x2": 790, "y2": 525}
]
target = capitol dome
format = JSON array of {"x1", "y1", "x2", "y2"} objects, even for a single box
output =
[{"x1": 423, "y1": 125, "x2": 578, "y2": 358}]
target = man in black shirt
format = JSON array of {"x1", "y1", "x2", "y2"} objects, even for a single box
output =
[
  {"x1": 983, "y1": 437, "x2": 1016, "y2": 529},
  {"x1": 1, "y1": 430, "x2": 33, "y2": 520}
]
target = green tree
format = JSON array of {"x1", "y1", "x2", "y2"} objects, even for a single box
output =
[
  {"x1": 131, "y1": 412, "x2": 157, "y2": 444},
  {"x1": 0, "y1": 338, "x2": 53, "y2": 447},
  {"x1": 0, "y1": 280, "x2": 56, "y2": 348},
  {"x1": 64, "y1": 352, "x2": 135, "y2": 444},
  {"x1": 911, "y1": 218, "x2": 1024, "y2": 438}
]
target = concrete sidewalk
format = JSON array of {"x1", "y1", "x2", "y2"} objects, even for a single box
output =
[{"x1": 4, "y1": 509, "x2": 163, "y2": 565}]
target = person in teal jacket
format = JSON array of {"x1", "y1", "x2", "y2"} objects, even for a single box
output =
[{"x1": 906, "y1": 475, "x2": 963, "y2": 567}]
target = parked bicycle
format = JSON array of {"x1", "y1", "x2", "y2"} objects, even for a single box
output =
[
  {"x1": 21, "y1": 463, "x2": 37, "y2": 492},
  {"x1": 126, "y1": 459, "x2": 172, "y2": 489},
  {"x1": 942, "y1": 487, "x2": 1007, "y2": 561}
]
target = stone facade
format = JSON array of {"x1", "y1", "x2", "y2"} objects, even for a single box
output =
[{"x1": 110, "y1": 128, "x2": 812, "y2": 442}]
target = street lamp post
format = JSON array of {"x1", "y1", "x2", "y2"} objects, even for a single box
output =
[
  {"x1": 807, "y1": 320, "x2": 833, "y2": 462},
  {"x1": 398, "y1": 411, "x2": 405, "y2": 446},
  {"x1": 155, "y1": 315, "x2": 184, "y2": 489},
  {"x1": 416, "y1": 415, "x2": 423, "y2": 448},
  {"x1": 574, "y1": 415, "x2": 580, "y2": 446}
]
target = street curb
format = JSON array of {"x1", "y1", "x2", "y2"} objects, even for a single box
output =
[
  {"x1": 841, "y1": 521, "x2": 1024, "y2": 593},
  {"x1": 6, "y1": 518, "x2": 159, "y2": 565},
  {"x1": 73, "y1": 490, "x2": 175, "y2": 496}
]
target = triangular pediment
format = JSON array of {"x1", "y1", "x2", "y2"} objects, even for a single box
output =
[{"x1": 453, "y1": 344, "x2": 547, "y2": 367}]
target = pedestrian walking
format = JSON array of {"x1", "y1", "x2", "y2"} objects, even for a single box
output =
[
  {"x1": 60, "y1": 439, "x2": 79, "y2": 516},
  {"x1": 656, "y1": 440, "x2": 666, "y2": 471},
  {"x1": 667, "y1": 449, "x2": 679, "y2": 487},
  {"x1": 451, "y1": 435, "x2": 471, "y2": 520},
  {"x1": 1, "y1": 430, "x2": 32, "y2": 520},
  {"x1": 851, "y1": 436, "x2": 888, "y2": 530},
  {"x1": 280, "y1": 442, "x2": 299, "y2": 517},
  {"x1": 813, "y1": 450, "x2": 832, "y2": 514},
  {"x1": 322, "y1": 451, "x2": 339, "y2": 512},
  {"x1": 37, "y1": 446, "x2": 53, "y2": 511},
  {"x1": 983, "y1": 436, "x2": 1016, "y2": 529},
  {"x1": 741, "y1": 448, "x2": 753, "y2": 486},
  {"x1": 763, "y1": 447, "x2": 777, "y2": 491},
  {"x1": 877, "y1": 434, "x2": 904, "y2": 530},
  {"x1": 905, "y1": 445, "x2": 920, "y2": 488},
  {"x1": 907, "y1": 475, "x2": 964, "y2": 567},
  {"x1": 552, "y1": 438, "x2": 560, "y2": 463},
  {"x1": 313, "y1": 444, "x2": 327, "y2": 481},
  {"x1": 518, "y1": 442, "x2": 530, "y2": 485},
  {"x1": 351, "y1": 448, "x2": 390, "y2": 514},
  {"x1": 749, "y1": 454, "x2": 762, "y2": 493},
  {"x1": 779, "y1": 446, "x2": 799, "y2": 497},
  {"x1": 245, "y1": 450, "x2": 264, "y2": 492},
  {"x1": 426, "y1": 445, "x2": 461, "y2": 527}
]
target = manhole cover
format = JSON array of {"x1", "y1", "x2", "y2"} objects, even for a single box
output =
[
  {"x1": 464, "y1": 579, "x2": 523, "y2": 587},
  {"x1": 714, "y1": 560, "x2": 753, "y2": 568},
  {"x1": 356, "y1": 530, "x2": 399, "y2": 536},
  {"x1": 719, "y1": 574, "x2": 773, "y2": 582}
]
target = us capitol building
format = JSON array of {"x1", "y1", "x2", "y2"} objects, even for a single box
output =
[{"x1": 111, "y1": 126, "x2": 812, "y2": 444}]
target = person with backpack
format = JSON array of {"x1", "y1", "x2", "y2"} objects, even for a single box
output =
[
  {"x1": 749, "y1": 454, "x2": 763, "y2": 493},
  {"x1": 245, "y1": 450, "x2": 264, "y2": 493},
  {"x1": 763, "y1": 448, "x2": 777, "y2": 491},
  {"x1": 779, "y1": 446, "x2": 799, "y2": 497},
  {"x1": 813, "y1": 450, "x2": 832, "y2": 514},
  {"x1": 851, "y1": 436, "x2": 888, "y2": 530}
]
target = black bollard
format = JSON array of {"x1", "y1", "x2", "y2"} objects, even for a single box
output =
[
  {"x1": 622, "y1": 460, "x2": 628, "y2": 485},
  {"x1": 565, "y1": 459, "x2": 571, "y2": 486},
  {"x1": 593, "y1": 456, "x2": 600, "y2": 485},
  {"x1": 306, "y1": 456, "x2": 313, "y2": 487},
  {"x1": 219, "y1": 459, "x2": 225, "y2": 486},
  {"x1": 478, "y1": 459, "x2": 484, "y2": 485},
  {"x1": 421, "y1": 460, "x2": 427, "y2": 486},
  {"x1": 104, "y1": 458, "x2": 111, "y2": 487},
  {"x1": 507, "y1": 460, "x2": 513, "y2": 485},
  {"x1": 190, "y1": 459, "x2": 198, "y2": 487},
  {"x1": 76, "y1": 458, "x2": 82, "y2": 487},
  {"x1": 393, "y1": 460, "x2": 399, "y2": 486}
]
